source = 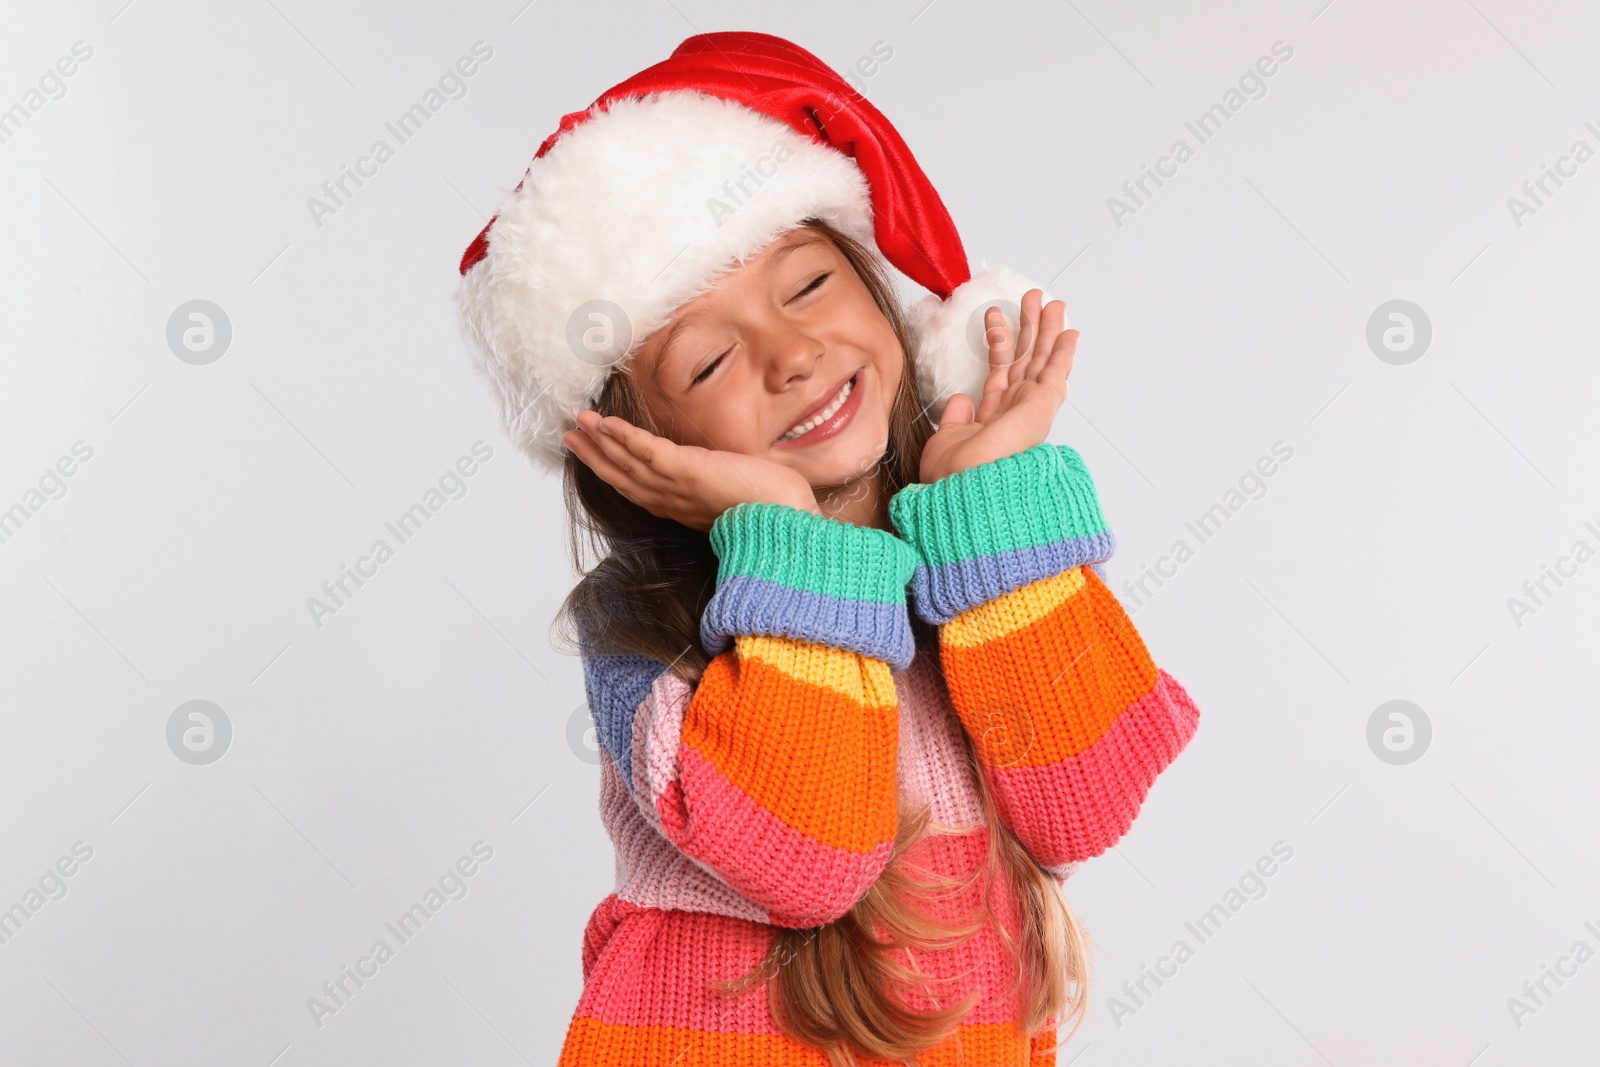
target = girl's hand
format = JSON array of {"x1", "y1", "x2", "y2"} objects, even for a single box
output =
[
  {"x1": 562, "y1": 412, "x2": 820, "y2": 532},
  {"x1": 919, "y1": 288, "x2": 1078, "y2": 484}
]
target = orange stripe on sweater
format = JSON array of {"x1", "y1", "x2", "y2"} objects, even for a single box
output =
[
  {"x1": 939, "y1": 567, "x2": 1159, "y2": 769},
  {"x1": 680, "y1": 634, "x2": 899, "y2": 854},
  {"x1": 557, "y1": 1017, "x2": 1045, "y2": 1066}
]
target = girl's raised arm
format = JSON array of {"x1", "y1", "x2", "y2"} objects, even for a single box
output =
[
  {"x1": 888, "y1": 442, "x2": 1200, "y2": 878},
  {"x1": 582, "y1": 501, "x2": 917, "y2": 927}
]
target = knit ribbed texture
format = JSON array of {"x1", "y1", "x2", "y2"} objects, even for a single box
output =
[
  {"x1": 562, "y1": 833, "x2": 1067, "y2": 1066},
  {"x1": 892, "y1": 441, "x2": 1198, "y2": 874},
  {"x1": 888, "y1": 442, "x2": 1114, "y2": 623},
  {"x1": 583, "y1": 653, "x2": 670, "y2": 797},
  {"x1": 702, "y1": 501, "x2": 919, "y2": 671},
  {"x1": 556, "y1": 448, "x2": 1201, "y2": 1066}
]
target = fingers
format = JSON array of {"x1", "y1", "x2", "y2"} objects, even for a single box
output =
[
  {"x1": 977, "y1": 305, "x2": 1017, "y2": 423},
  {"x1": 939, "y1": 392, "x2": 975, "y2": 429},
  {"x1": 594, "y1": 414, "x2": 663, "y2": 468},
  {"x1": 1014, "y1": 290, "x2": 1069, "y2": 383},
  {"x1": 983, "y1": 305, "x2": 1015, "y2": 371},
  {"x1": 1025, "y1": 299, "x2": 1068, "y2": 383},
  {"x1": 1013, "y1": 289, "x2": 1043, "y2": 371},
  {"x1": 596, "y1": 416, "x2": 677, "y2": 483},
  {"x1": 977, "y1": 290, "x2": 1058, "y2": 422},
  {"x1": 565, "y1": 413, "x2": 672, "y2": 502},
  {"x1": 1037, "y1": 328, "x2": 1079, "y2": 399},
  {"x1": 563, "y1": 426, "x2": 635, "y2": 499},
  {"x1": 977, "y1": 309, "x2": 1014, "y2": 423}
]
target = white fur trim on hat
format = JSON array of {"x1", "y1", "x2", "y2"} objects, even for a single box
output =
[
  {"x1": 456, "y1": 90, "x2": 875, "y2": 475},
  {"x1": 907, "y1": 266, "x2": 1058, "y2": 424}
]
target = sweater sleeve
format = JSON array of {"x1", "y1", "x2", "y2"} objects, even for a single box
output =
[
  {"x1": 581, "y1": 501, "x2": 918, "y2": 928},
  {"x1": 887, "y1": 443, "x2": 1200, "y2": 875}
]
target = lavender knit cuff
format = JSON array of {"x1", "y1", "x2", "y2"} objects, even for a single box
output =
[
  {"x1": 887, "y1": 443, "x2": 1115, "y2": 624},
  {"x1": 701, "y1": 501, "x2": 920, "y2": 671}
]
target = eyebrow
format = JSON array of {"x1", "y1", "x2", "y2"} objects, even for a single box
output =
[
  {"x1": 649, "y1": 308, "x2": 711, "y2": 389},
  {"x1": 768, "y1": 231, "x2": 830, "y2": 264}
]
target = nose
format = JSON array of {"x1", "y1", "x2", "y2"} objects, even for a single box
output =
[{"x1": 759, "y1": 318, "x2": 825, "y2": 392}]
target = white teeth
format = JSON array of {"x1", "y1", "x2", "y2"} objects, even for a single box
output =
[{"x1": 779, "y1": 376, "x2": 854, "y2": 441}]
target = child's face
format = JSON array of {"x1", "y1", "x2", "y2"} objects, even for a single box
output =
[{"x1": 625, "y1": 227, "x2": 903, "y2": 490}]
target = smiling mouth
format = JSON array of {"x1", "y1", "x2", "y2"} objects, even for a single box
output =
[{"x1": 778, "y1": 372, "x2": 858, "y2": 443}]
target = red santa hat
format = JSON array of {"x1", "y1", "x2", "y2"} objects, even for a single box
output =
[{"x1": 456, "y1": 30, "x2": 1053, "y2": 475}]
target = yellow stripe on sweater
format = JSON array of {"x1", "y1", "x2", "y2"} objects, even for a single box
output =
[
  {"x1": 736, "y1": 633, "x2": 898, "y2": 707},
  {"x1": 942, "y1": 567, "x2": 1088, "y2": 650},
  {"x1": 940, "y1": 569, "x2": 1159, "y2": 767}
]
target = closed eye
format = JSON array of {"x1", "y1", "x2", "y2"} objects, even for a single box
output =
[
  {"x1": 790, "y1": 271, "x2": 830, "y2": 301},
  {"x1": 692, "y1": 350, "x2": 728, "y2": 385}
]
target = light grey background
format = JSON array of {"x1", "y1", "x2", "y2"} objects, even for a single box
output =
[{"x1": 2, "y1": 0, "x2": 1597, "y2": 1063}]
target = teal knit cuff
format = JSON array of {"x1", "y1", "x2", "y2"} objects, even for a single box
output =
[
  {"x1": 887, "y1": 443, "x2": 1115, "y2": 623},
  {"x1": 701, "y1": 502, "x2": 919, "y2": 670}
]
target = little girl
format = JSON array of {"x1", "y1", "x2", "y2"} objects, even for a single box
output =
[{"x1": 455, "y1": 31, "x2": 1200, "y2": 1067}]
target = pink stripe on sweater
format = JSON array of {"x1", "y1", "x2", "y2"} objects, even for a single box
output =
[
  {"x1": 630, "y1": 668, "x2": 693, "y2": 826},
  {"x1": 895, "y1": 654, "x2": 987, "y2": 832},
  {"x1": 600, "y1": 753, "x2": 770, "y2": 922},
  {"x1": 988, "y1": 669, "x2": 1200, "y2": 867},
  {"x1": 574, "y1": 828, "x2": 1031, "y2": 1031},
  {"x1": 884, "y1": 827, "x2": 1032, "y2": 1026},
  {"x1": 659, "y1": 744, "x2": 894, "y2": 927},
  {"x1": 574, "y1": 899, "x2": 785, "y2": 1033}
]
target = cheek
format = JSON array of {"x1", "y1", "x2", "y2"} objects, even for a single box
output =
[
  {"x1": 865, "y1": 323, "x2": 904, "y2": 409},
  {"x1": 879, "y1": 340, "x2": 904, "y2": 396},
  {"x1": 640, "y1": 399, "x2": 701, "y2": 450},
  {"x1": 677, "y1": 379, "x2": 768, "y2": 453}
]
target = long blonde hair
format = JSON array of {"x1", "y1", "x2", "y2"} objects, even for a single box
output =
[{"x1": 552, "y1": 219, "x2": 1092, "y2": 1065}]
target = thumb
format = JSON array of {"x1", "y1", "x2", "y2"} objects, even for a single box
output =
[{"x1": 938, "y1": 392, "x2": 975, "y2": 429}]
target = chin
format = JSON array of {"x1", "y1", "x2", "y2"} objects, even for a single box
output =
[{"x1": 795, "y1": 437, "x2": 889, "y2": 490}]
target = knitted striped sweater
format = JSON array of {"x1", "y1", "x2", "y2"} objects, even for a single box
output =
[{"x1": 560, "y1": 442, "x2": 1201, "y2": 1066}]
